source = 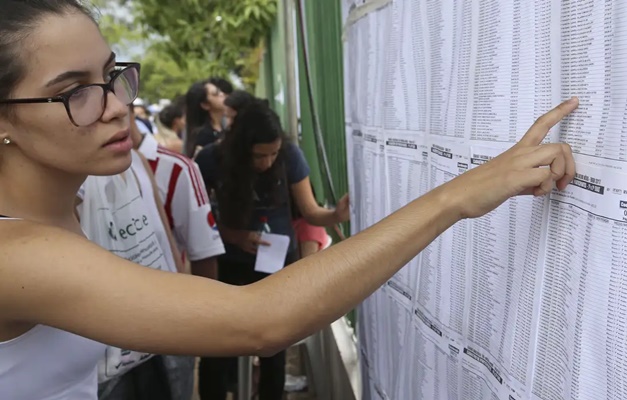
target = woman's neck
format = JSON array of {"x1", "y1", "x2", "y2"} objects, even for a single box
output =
[
  {"x1": 209, "y1": 110, "x2": 224, "y2": 131},
  {"x1": 0, "y1": 156, "x2": 85, "y2": 232}
]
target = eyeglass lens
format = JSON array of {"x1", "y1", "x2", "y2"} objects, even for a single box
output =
[{"x1": 68, "y1": 66, "x2": 139, "y2": 126}]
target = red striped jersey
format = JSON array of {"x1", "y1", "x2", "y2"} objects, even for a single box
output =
[{"x1": 139, "y1": 134, "x2": 225, "y2": 261}]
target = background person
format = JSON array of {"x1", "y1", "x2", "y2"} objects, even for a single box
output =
[
  {"x1": 184, "y1": 79, "x2": 227, "y2": 157},
  {"x1": 154, "y1": 96, "x2": 185, "y2": 153},
  {"x1": 223, "y1": 90, "x2": 256, "y2": 130}
]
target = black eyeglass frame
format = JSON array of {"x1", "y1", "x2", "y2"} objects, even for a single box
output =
[{"x1": 0, "y1": 62, "x2": 141, "y2": 127}]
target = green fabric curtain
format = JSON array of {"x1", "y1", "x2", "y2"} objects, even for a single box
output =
[
  {"x1": 298, "y1": 0, "x2": 348, "y2": 208},
  {"x1": 296, "y1": 0, "x2": 354, "y2": 326}
]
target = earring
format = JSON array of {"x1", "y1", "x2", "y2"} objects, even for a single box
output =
[{"x1": 2, "y1": 138, "x2": 11, "y2": 145}]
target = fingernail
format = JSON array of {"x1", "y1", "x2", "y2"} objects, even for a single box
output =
[{"x1": 568, "y1": 96, "x2": 578, "y2": 104}]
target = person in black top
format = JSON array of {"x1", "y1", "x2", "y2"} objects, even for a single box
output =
[
  {"x1": 184, "y1": 78, "x2": 227, "y2": 157},
  {"x1": 195, "y1": 99, "x2": 350, "y2": 400}
]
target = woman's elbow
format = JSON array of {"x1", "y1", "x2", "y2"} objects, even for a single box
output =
[
  {"x1": 235, "y1": 290, "x2": 292, "y2": 357},
  {"x1": 250, "y1": 327, "x2": 292, "y2": 357},
  {"x1": 236, "y1": 333, "x2": 285, "y2": 358},
  {"x1": 255, "y1": 343, "x2": 284, "y2": 358}
]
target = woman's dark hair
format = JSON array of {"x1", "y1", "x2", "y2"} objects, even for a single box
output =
[
  {"x1": 159, "y1": 96, "x2": 185, "y2": 130},
  {"x1": 208, "y1": 77, "x2": 233, "y2": 95},
  {"x1": 218, "y1": 99, "x2": 289, "y2": 228},
  {"x1": 224, "y1": 90, "x2": 255, "y2": 114},
  {"x1": 0, "y1": 0, "x2": 93, "y2": 116},
  {"x1": 184, "y1": 81, "x2": 210, "y2": 156}
]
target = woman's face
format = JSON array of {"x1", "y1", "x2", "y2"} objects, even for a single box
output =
[
  {"x1": 252, "y1": 138, "x2": 282, "y2": 173},
  {"x1": 202, "y1": 83, "x2": 225, "y2": 113},
  {"x1": 0, "y1": 11, "x2": 133, "y2": 177}
]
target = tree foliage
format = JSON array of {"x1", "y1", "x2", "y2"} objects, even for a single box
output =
[
  {"x1": 133, "y1": 0, "x2": 277, "y2": 88},
  {"x1": 92, "y1": 0, "x2": 277, "y2": 102},
  {"x1": 138, "y1": 43, "x2": 216, "y2": 103}
]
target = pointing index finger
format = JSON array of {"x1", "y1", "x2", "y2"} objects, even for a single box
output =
[{"x1": 519, "y1": 97, "x2": 579, "y2": 147}]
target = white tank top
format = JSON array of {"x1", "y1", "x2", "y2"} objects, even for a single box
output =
[
  {"x1": 0, "y1": 326, "x2": 105, "y2": 399},
  {"x1": 0, "y1": 219, "x2": 106, "y2": 399}
]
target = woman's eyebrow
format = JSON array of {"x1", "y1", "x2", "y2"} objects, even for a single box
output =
[{"x1": 45, "y1": 52, "x2": 116, "y2": 88}]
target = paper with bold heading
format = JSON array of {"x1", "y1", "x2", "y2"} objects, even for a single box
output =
[{"x1": 254, "y1": 233, "x2": 290, "y2": 274}]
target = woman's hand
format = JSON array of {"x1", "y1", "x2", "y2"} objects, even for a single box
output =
[
  {"x1": 443, "y1": 97, "x2": 579, "y2": 220},
  {"x1": 236, "y1": 231, "x2": 271, "y2": 254},
  {"x1": 334, "y1": 194, "x2": 350, "y2": 223}
]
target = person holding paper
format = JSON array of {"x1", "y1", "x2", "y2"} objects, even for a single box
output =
[
  {"x1": 194, "y1": 98, "x2": 350, "y2": 399},
  {"x1": 0, "y1": 3, "x2": 578, "y2": 399}
]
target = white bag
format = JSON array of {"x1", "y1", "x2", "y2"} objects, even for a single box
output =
[{"x1": 77, "y1": 171, "x2": 170, "y2": 383}]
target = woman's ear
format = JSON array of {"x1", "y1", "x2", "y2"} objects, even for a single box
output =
[
  {"x1": 0, "y1": 119, "x2": 14, "y2": 145},
  {"x1": 200, "y1": 101, "x2": 211, "y2": 112}
]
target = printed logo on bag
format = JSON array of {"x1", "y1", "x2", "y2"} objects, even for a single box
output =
[
  {"x1": 111, "y1": 214, "x2": 150, "y2": 240},
  {"x1": 83, "y1": 176, "x2": 160, "y2": 383},
  {"x1": 114, "y1": 350, "x2": 152, "y2": 370},
  {"x1": 108, "y1": 221, "x2": 118, "y2": 241}
]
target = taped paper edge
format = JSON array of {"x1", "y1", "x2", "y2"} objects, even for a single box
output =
[{"x1": 342, "y1": 0, "x2": 393, "y2": 42}]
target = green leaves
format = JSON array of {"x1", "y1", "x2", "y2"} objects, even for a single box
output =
[
  {"x1": 95, "y1": 0, "x2": 276, "y2": 102},
  {"x1": 134, "y1": 0, "x2": 277, "y2": 66}
]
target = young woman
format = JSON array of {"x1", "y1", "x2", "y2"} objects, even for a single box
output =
[
  {"x1": 195, "y1": 99, "x2": 352, "y2": 399},
  {"x1": 0, "y1": 1, "x2": 577, "y2": 399},
  {"x1": 184, "y1": 79, "x2": 227, "y2": 157}
]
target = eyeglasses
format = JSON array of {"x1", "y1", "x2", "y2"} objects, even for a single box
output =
[{"x1": 0, "y1": 62, "x2": 141, "y2": 127}]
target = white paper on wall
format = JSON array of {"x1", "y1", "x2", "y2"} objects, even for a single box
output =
[{"x1": 344, "y1": 1, "x2": 627, "y2": 399}]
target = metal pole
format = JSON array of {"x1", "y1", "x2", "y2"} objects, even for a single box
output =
[
  {"x1": 237, "y1": 356, "x2": 253, "y2": 400},
  {"x1": 305, "y1": 331, "x2": 332, "y2": 399},
  {"x1": 283, "y1": 0, "x2": 299, "y2": 142}
]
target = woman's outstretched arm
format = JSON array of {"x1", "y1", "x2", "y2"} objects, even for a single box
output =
[{"x1": 0, "y1": 98, "x2": 577, "y2": 357}]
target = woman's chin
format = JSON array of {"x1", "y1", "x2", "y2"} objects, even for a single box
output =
[{"x1": 88, "y1": 154, "x2": 133, "y2": 177}]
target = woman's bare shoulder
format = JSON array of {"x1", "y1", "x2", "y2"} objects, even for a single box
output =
[
  {"x1": 0, "y1": 220, "x2": 107, "y2": 320},
  {"x1": 0, "y1": 219, "x2": 84, "y2": 250}
]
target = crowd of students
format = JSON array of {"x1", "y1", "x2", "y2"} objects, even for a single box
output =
[
  {"x1": 96, "y1": 77, "x2": 343, "y2": 400},
  {"x1": 0, "y1": 2, "x2": 579, "y2": 400}
]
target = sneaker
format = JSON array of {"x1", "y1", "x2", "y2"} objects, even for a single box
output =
[{"x1": 284, "y1": 374, "x2": 308, "y2": 392}]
